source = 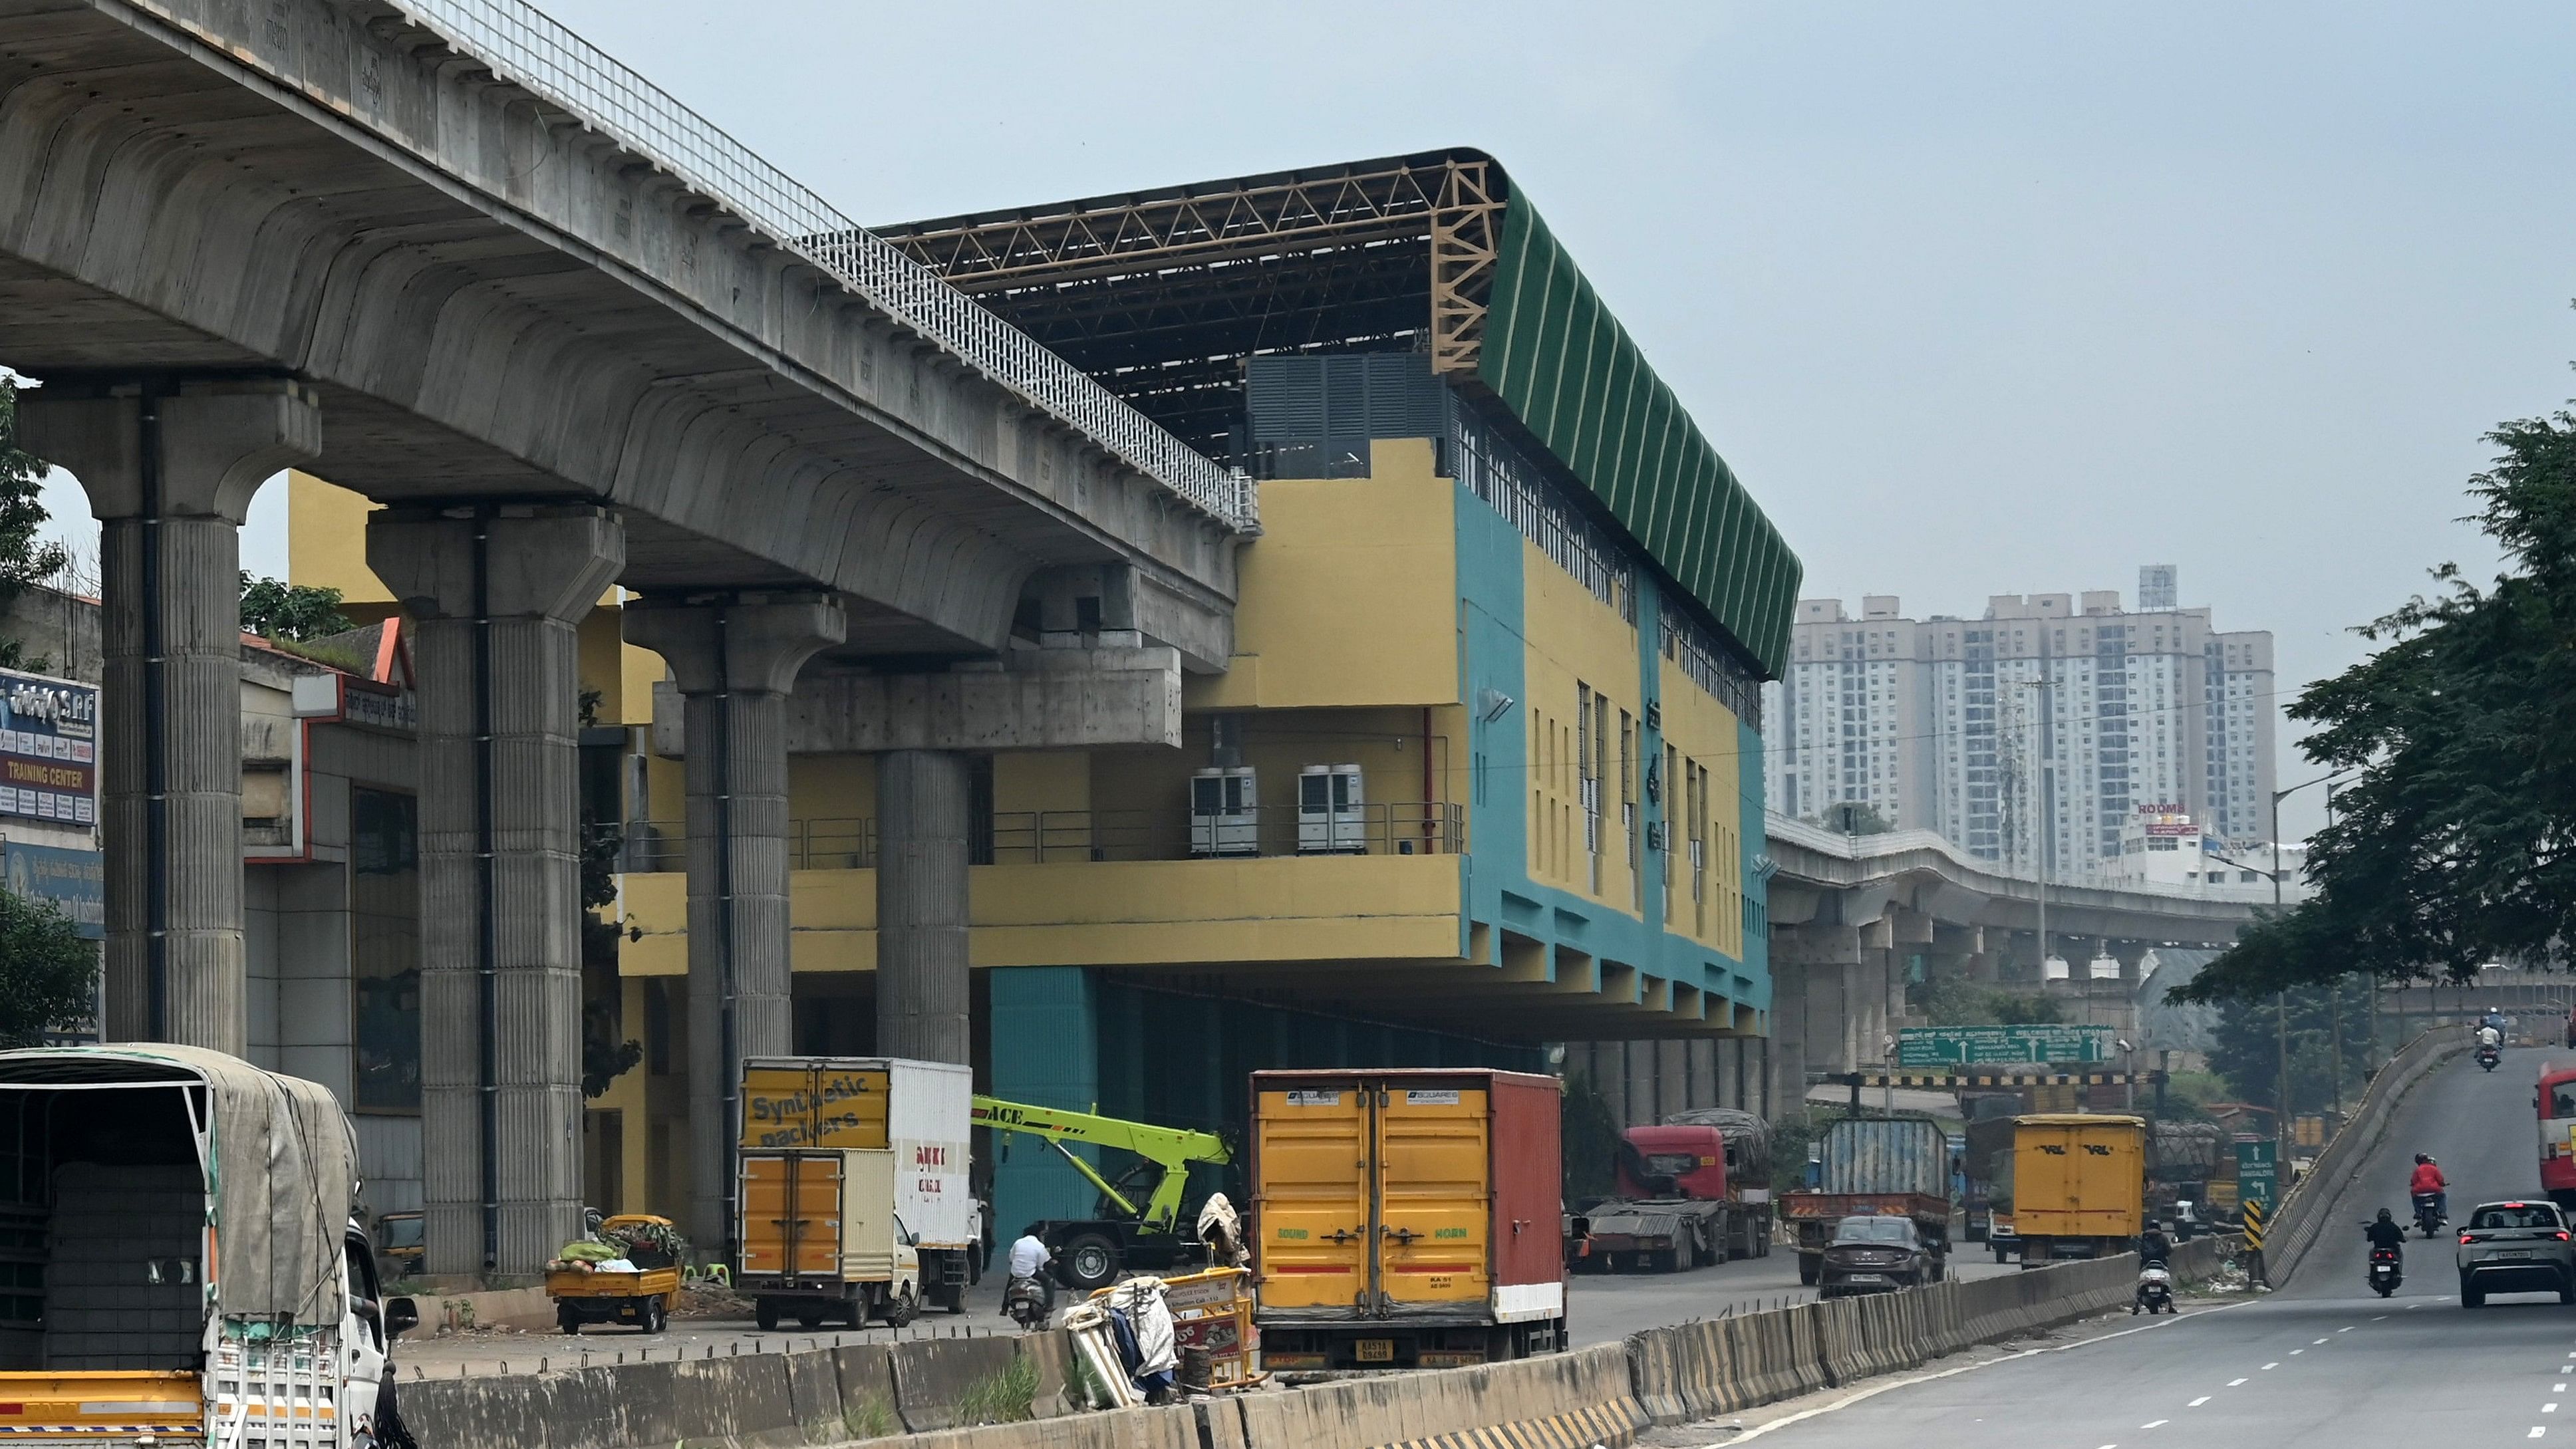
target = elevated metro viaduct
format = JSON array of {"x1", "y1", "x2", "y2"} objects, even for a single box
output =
[
  {"x1": 314, "y1": 148, "x2": 1802, "y2": 1247},
  {"x1": 0, "y1": 0, "x2": 1256, "y2": 1273},
  {"x1": 1570, "y1": 815, "x2": 2261, "y2": 1126}
]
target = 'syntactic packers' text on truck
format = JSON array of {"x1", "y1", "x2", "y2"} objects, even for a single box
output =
[
  {"x1": 1252, "y1": 1069, "x2": 1566, "y2": 1372},
  {"x1": 737, "y1": 1056, "x2": 974, "y2": 1329},
  {"x1": 0, "y1": 1044, "x2": 420, "y2": 1449},
  {"x1": 2010, "y1": 1114, "x2": 2148, "y2": 1265}
]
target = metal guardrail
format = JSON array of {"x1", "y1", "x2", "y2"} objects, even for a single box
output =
[{"x1": 388, "y1": 0, "x2": 1258, "y2": 534}]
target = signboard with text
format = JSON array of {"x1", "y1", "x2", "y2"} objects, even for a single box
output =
[
  {"x1": 1897, "y1": 1024, "x2": 2113, "y2": 1067},
  {"x1": 2235, "y1": 1136, "x2": 2278, "y2": 1209},
  {"x1": 0, "y1": 669, "x2": 95, "y2": 826},
  {"x1": 3, "y1": 843, "x2": 101, "y2": 939}
]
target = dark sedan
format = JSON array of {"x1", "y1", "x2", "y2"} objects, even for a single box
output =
[{"x1": 1818, "y1": 1214, "x2": 1932, "y2": 1299}]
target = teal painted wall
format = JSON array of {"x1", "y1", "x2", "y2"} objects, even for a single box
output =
[
  {"x1": 1452, "y1": 474, "x2": 1769, "y2": 1022},
  {"x1": 987, "y1": 966, "x2": 1099, "y2": 1242}
]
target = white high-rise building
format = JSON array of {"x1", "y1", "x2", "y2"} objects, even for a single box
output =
[{"x1": 1764, "y1": 567, "x2": 2275, "y2": 878}]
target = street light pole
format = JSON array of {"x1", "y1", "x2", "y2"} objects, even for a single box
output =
[{"x1": 2268, "y1": 770, "x2": 2351, "y2": 1166}]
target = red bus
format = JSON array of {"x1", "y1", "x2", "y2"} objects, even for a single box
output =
[{"x1": 2541, "y1": 1065, "x2": 2576, "y2": 1210}]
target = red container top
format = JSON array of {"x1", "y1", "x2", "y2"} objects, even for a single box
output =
[{"x1": 1616, "y1": 1124, "x2": 1730, "y2": 1200}]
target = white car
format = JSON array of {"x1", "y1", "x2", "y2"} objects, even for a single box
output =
[{"x1": 2456, "y1": 1200, "x2": 2576, "y2": 1307}]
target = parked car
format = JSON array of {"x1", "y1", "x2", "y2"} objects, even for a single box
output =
[
  {"x1": 2456, "y1": 1200, "x2": 2576, "y2": 1307},
  {"x1": 1817, "y1": 1214, "x2": 1933, "y2": 1299}
]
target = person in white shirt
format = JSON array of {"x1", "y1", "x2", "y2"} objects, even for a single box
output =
[
  {"x1": 1006, "y1": 1228, "x2": 1054, "y2": 1313},
  {"x1": 2478, "y1": 1023, "x2": 2504, "y2": 1051}
]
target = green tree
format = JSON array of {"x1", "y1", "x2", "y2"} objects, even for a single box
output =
[
  {"x1": 2181, "y1": 387, "x2": 2576, "y2": 1000},
  {"x1": 0, "y1": 383, "x2": 69, "y2": 672},
  {"x1": 1816, "y1": 801, "x2": 1894, "y2": 835},
  {"x1": 1915, "y1": 978, "x2": 2067, "y2": 1026},
  {"x1": 2204, "y1": 978, "x2": 2371, "y2": 1117},
  {"x1": 238, "y1": 573, "x2": 353, "y2": 642},
  {"x1": 0, "y1": 886, "x2": 96, "y2": 1046}
]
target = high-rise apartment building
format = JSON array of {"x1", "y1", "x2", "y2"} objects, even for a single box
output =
[{"x1": 1763, "y1": 567, "x2": 2274, "y2": 877}]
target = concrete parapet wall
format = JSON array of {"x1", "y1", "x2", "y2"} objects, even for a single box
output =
[
  {"x1": 410, "y1": 1243, "x2": 2218, "y2": 1449},
  {"x1": 2265, "y1": 1023, "x2": 2470, "y2": 1285}
]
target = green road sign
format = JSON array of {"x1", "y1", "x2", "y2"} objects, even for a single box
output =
[
  {"x1": 2235, "y1": 1136, "x2": 2278, "y2": 1208},
  {"x1": 1896, "y1": 1024, "x2": 2114, "y2": 1068}
]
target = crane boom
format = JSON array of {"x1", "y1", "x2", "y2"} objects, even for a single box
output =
[{"x1": 971, "y1": 1095, "x2": 1228, "y2": 1233}]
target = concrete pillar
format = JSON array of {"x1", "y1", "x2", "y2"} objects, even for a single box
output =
[
  {"x1": 369, "y1": 504, "x2": 625, "y2": 1276},
  {"x1": 21, "y1": 380, "x2": 322, "y2": 1053},
  {"x1": 623, "y1": 593, "x2": 845, "y2": 1253},
  {"x1": 878, "y1": 749, "x2": 973, "y2": 1064}
]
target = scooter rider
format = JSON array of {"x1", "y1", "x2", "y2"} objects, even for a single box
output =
[
  {"x1": 2138, "y1": 1222, "x2": 2172, "y2": 1265},
  {"x1": 2478, "y1": 1022, "x2": 2504, "y2": 1052},
  {"x1": 1004, "y1": 1225, "x2": 1056, "y2": 1315},
  {"x1": 2364, "y1": 1208, "x2": 2408, "y2": 1253}
]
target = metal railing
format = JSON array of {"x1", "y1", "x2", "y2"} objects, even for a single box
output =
[
  {"x1": 605, "y1": 803, "x2": 1464, "y2": 872},
  {"x1": 387, "y1": 1, "x2": 1258, "y2": 533}
]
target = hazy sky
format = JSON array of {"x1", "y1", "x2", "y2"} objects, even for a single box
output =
[{"x1": 65, "y1": 1, "x2": 2573, "y2": 840}]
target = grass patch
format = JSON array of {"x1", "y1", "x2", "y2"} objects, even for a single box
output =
[
  {"x1": 952, "y1": 1353, "x2": 1039, "y2": 1426},
  {"x1": 840, "y1": 1392, "x2": 897, "y2": 1441}
]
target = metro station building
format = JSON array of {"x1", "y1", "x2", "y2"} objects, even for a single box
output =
[{"x1": 289, "y1": 148, "x2": 1802, "y2": 1243}]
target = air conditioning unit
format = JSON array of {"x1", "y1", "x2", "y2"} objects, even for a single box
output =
[
  {"x1": 2041, "y1": 955, "x2": 2073, "y2": 982},
  {"x1": 1189, "y1": 767, "x2": 1258, "y2": 857},
  {"x1": 1297, "y1": 763, "x2": 1367, "y2": 855},
  {"x1": 2086, "y1": 954, "x2": 2122, "y2": 980}
]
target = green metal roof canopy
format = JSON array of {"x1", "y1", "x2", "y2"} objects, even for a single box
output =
[
  {"x1": 1478, "y1": 194, "x2": 1802, "y2": 675},
  {"x1": 874, "y1": 148, "x2": 1804, "y2": 676}
]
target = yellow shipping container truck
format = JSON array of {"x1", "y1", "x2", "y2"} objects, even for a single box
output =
[{"x1": 2009, "y1": 1115, "x2": 2148, "y2": 1265}]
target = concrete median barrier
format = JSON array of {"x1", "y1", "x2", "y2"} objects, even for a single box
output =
[
  {"x1": 895, "y1": 1402, "x2": 1203, "y2": 1449},
  {"x1": 1233, "y1": 1341, "x2": 1644, "y2": 1449},
  {"x1": 890, "y1": 1334, "x2": 1038, "y2": 1432}
]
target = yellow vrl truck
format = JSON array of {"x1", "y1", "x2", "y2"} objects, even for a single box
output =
[
  {"x1": 736, "y1": 1057, "x2": 976, "y2": 1331},
  {"x1": 0, "y1": 1045, "x2": 419, "y2": 1449},
  {"x1": 2009, "y1": 1114, "x2": 2149, "y2": 1265}
]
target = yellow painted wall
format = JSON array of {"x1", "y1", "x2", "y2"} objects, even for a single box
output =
[
  {"x1": 1187, "y1": 438, "x2": 1458, "y2": 712},
  {"x1": 288, "y1": 471, "x2": 392, "y2": 603},
  {"x1": 1659, "y1": 654, "x2": 1747, "y2": 959},
  {"x1": 619, "y1": 854, "x2": 1463, "y2": 977},
  {"x1": 1518, "y1": 539, "x2": 1647, "y2": 920}
]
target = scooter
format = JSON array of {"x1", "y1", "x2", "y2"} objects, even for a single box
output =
[
  {"x1": 2132, "y1": 1260, "x2": 2174, "y2": 1315},
  {"x1": 1003, "y1": 1273, "x2": 1051, "y2": 1332},
  {"x1": 2478, "y1": 1044, "x2": 2502, "y2": 1073},
  {"x1": 2367, "y1": 1245, "x2": 2403, "y2": 1297},
  {"x1": 2413, "y1": 1192, "x2": 2446, "y2": 1238}
]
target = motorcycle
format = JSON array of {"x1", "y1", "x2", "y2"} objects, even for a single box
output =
[
  {"x1": 2412, "y1": 1192, "x2": 2446, "y2": 1238},
  {"x1": 1003, "y1": 1273, "x2": 1051, "y2": 1332},
  {"x1": 2367, "y1": 1244, "x2": 2403, "y2": 1297},
  {"x1": 2478, "y1": 1044, "x2": 2502, "y2": 1073},
  {"x1": 2132, "y1": 1260, "x2": 2174, "y2": 1315}
]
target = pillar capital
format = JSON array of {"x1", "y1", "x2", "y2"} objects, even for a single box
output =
[
  {"x1": 623, "y1": 591, "x2": 845, "y2": 696},
  {"x1": 366, "y1": 504, "x2": 624, "y2": 622},
  {"x1": 22, "y1": 378, "x2": 321, "y2": 523}
]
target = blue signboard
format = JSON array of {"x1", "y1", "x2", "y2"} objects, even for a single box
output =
[
  {"x1": 0, "y1": 669, "x2": 96, "y2": 825},
  {"x1": 4, "y1": 842, "x2": 102, "y2": 940}
]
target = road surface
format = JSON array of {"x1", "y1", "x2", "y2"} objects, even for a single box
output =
[
  {"x1": 1735, "y1": 1045, "x2": 2571, "y2": 1446},
  {"x1": 1569, "y1": 1237, "x2": 2023, "y2": 1346}
]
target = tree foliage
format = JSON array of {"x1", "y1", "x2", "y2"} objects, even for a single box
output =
[
  {"x1": 0, "y1": 887, "x2": 96, "y2": 1047},
  {"x1": 1914, "y1": 978, "x2": 2067, "y2": 1026},
  {"x1": 2204, "y1": 978, "x2": 2374, "y2": 1117},
  {"x1": 2180, "y1": 398, "x2": 2576, "y2": 1000},
  {"x1": 238, "y1": 573, "x2": 353, "y2": 642},
  {"x1": 0, "y1": 383, "x2": 69, "y2": 672}
]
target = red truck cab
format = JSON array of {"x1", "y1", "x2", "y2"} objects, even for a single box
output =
[{"x1": 1618, "y1": 1125, "x2": 1730, "y2": 1198}]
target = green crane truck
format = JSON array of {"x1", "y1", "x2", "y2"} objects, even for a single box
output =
[{"x1": 971, "y1": 1096, "x2": 1230, "y2": 1291}]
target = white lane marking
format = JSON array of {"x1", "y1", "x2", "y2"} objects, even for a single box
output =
[
  {"x1": 2373, "y1": 1315, "x2": 2388, "y2": 1321},
  {"x1": 2229, "y1": 1377, "x2": 2249, "y2": 1386},
  {"x1": 2290, "y1": 1349, "x2": 2305, "y2": 1356},
  {"x1": 2557, "y1": 1384, "x2": 2568, "y2": 1392},
  {"x1": 2142, "y1": 1420, "x2": 2168, "y2": 1428},
  {"x1": 2188, "y1": 1397, "x2": 2211, "y2": 1407},
  {"x1": 1713, "y1": 1302, "x2": 2247, "y2": 1444},
  {"x1": 2531, "y1": 1430, "x2": 2545, "y2": 1440},
  {"x1": 2550, "y1": 1404, "x2": 2562, "y2": 1414},
  {"x1": 2339, "y1": 1326, "x2": 2354, "y2": 1333},
  {"x1": 2313, "y1": 1337, "x2": 2329, "y2": 1344},
  {"x1": 2263, "y1": 1361, "x2": 2281, "y2": 1369}
]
